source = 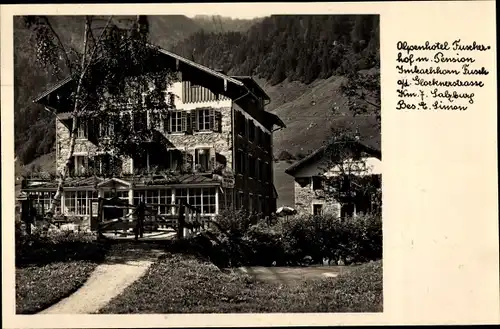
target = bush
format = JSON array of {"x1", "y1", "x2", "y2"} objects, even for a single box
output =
[
  {"x1": 276, "y1": 213, "x2": 381, "y2": 265},
  {"x1": 170, "y1": 210, "x2": 381, "y2": 268},
  {"x1": 242, "y1": 223, "x2": 285, "y2": 266},
  {"x1": 16, "y1": 230, "x2": 107, "y2": 267}
]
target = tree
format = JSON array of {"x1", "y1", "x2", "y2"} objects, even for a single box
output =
[
  {"x1": 319, "y1": 39, "x2": 381, "y2": 217},
  {"x1": 318, "y1": 127, "x2": 381, "y2": 218},
  {"x1": 24, "y1": 15, "x2": 178, "y2": 218}
]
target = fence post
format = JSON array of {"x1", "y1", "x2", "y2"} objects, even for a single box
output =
[
  {"x1": 135, "y1": 195, "x2": 145, "y2": 241},
  {"x1": 177, "y1": 199, "x2": 185, "y2": 240},
  {"x1": 96, "y1": 198, "x2": 104, "y2": 240}
]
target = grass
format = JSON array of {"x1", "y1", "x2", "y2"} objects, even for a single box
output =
[
  {"x1": 15, "y1": 230, "x2": 108, "y2": 314},
  {"x1": 99, "y1": 253, "x2": 382, "y2": 313},
  {"x1": 16, "y1": 261, "x2": 99, "y2": 314}
]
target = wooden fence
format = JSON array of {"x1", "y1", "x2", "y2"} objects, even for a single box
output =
[{"x1": 96, "y1": 196, "x2": 210, "y2": 241}]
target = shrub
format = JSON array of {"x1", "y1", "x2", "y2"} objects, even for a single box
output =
[
  {"x1": 243, "y1": 222, "x2": 285, "y2": 266},
  {"x1": 170, "y1": 210, "x2": 381, "y2": 268},
  {"x1": 15, "y1": 230, "x2": 106, "y2": 267},
  {"x1": 276, "y1": 213, "x2": 382, "y2": 265},
  {"x1": 213, "y1": 209, "x2": 254, "y2": 239}
]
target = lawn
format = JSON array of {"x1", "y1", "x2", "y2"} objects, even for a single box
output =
[
  {"x1": 16, "y1": 261, "x2": 99, "y2": 314},
  {"x1": 15, "y1": 230, "x2": 108, "y2": 314},
  {"x1": 99, "y1": 253, "x2": 382, "y2": 313}
]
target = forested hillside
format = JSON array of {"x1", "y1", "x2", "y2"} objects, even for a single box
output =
[{"x1": 173, "y1": 15, "x2": 379, "y2": 84}]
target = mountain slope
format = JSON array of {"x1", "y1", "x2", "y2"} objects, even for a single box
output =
[{"x1": 257, "y1": 74, "x2": 379, "y2": 158}]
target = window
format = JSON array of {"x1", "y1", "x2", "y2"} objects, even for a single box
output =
[
  {"x1": 64, "y1": 191, "x2": 76, "y2": 214},
  {"x1": 237, "y1": 191, "x2": 244, "y2": 210},
  {"x1": 195, "y1": 148, "x2": 211, "y2": 172},
  {"x1": 255, "y1": 158, "x2": 261, "y2": 180},
  {"x1": 99, "y1": 121, "x2": 114, "y2": 138},
  {"x1": 174, "y1": 188, "x2": 216, "y2": 215},
  {"x1": 248, "y1": 154, "x2": 255, "y2": 178},
  {"x1": 133, "y1": 110, "x2": 148, "y2": 131},
  {"x1": 341, "y1": 203, "x2": 355, "y2": 218},
  {"x1": 312, "y1": 176, "x2": 324, "y2": 190},
  {"x1": 262, "y1": 161, "x2": 269, "y2": 181},
  {"x1": 96, "y1": 154, "x2": 122, "y2": 176},
  {"x1": 236, "y1": 150, "x2": 245, "y2": 174},
  {"x1": 77, "y1": 118, "x2": 88, "y2": 139},
  {"x1": 196, "y1": 109, "x2": 214, "y2": 131},
  {"x1": 202, "y1": 188, "x2": 216, "y2": 214},
  {"x1": 175, "y1": 188, "x2": 188, "y2": 211},
  {"x1": 159, "y1": 189, "x2": 173, "y2": 214},
  {"x1": 237, "y1": 112, "x2": 246, "y2": 137},
  {"x1": 29, "y1": 191, "x2": 60, "y2": 215},
  {"x1": 248, "y1": 121, "x2": 255, "y2": 142},
  {"x1": 257, "y1": 195, "x2": 262, "y2": 213},
  {"x1": 248, "y1": 194, "x2": 253, "y2": 213},
  {"x1": 64, "y1": 190, "x2": 98, "y2": 216},
  {"x1": 73, "y1": 156, "x2": 87, "y2": 175},
  {"x1": 313, "y1": 204, "x2": 323, "y2": 216},
  {"x1": 133, "y1": 151, "x2": 148, "y2": 172},
  {"x1": 133, "y1": 189, "x2": 173, "y2": 213},
  {"x1": 169, "y1": 111, "x2": 184, "y2": 133}
]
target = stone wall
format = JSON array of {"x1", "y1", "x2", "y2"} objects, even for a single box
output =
[
  {"x1": 56, "y1": 119, "x2": 133, "y2": 175},
  {"x1": 294, "y1": 179, "x2": 340, "y2": 216},
  {"x1": 166, "y1": 106, "x2": 233, "y2": 170}
]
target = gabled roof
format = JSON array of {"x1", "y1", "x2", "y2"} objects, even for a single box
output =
[
  {"x1": 33, "y1": 45, "x2": 268, "y2": 104},
  {"x1": 285, "y1": 138, "x2": 381, "y2": 177}
]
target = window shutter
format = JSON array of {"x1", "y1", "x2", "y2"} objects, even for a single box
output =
[
  {"x1": 213, "y1": 111, "x2": 222, "y2": 132},
  {"x1": 165, "y1": 112, "x2": 172, "y2": 133},
  {"x1": 181, "y1": 111, "x2": 187, "y2": 132},
  {"x1": 191, "y1": 109, "x2": 199, "y2": 132},
  {"x1": 209, "y1": 148, "x2": 216, "y2": 170},
  {"x1": 185, "y1": 111, "x2": 193, "y2": 134},
  {"x1": 209, "y1": 109, "x2": 215, "y2": 131}
]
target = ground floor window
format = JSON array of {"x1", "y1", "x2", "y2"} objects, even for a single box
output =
[
  {"x1": 133, "y1": 189, "x2": 173, "y2": 214},
  {"x1": 174, "y1": 188, "x2": 216, "y2": 214},
  {"x1": 28, "y1": 191, "x2": 61, "y2": 215},
  {"x1": 313, "y1": 204, "x2": 323, "y2": 216},
  {"x1": 64, "y1": 190, "x2": 98, "y2": 216},
  {"x1": 132, "y1": 188, "x2": 216, "y2": 215},
  {"x1": 340, "y1": 203, "x2": 355, "y2": 218}
]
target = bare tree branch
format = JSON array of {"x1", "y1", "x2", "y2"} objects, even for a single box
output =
[{"x1": 39, "y1": 16, "x2": 74, "y2": 75}]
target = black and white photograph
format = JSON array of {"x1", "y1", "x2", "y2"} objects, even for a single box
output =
[{"x1": 13, "y1": 12, "x2": 381, "y2": 314}]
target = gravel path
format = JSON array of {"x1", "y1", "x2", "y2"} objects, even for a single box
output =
[{"x1": 39, "y1": 244, "x2": 164, "y2": 314}]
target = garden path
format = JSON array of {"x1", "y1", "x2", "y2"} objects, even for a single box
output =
[{"x1": 39, "y1": 243, "x2": 164, "y2": 314}]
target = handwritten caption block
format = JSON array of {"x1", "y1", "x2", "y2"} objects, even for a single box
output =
[{"x1": 395, "y1": 40, "x2": 491, "y2": 111}]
